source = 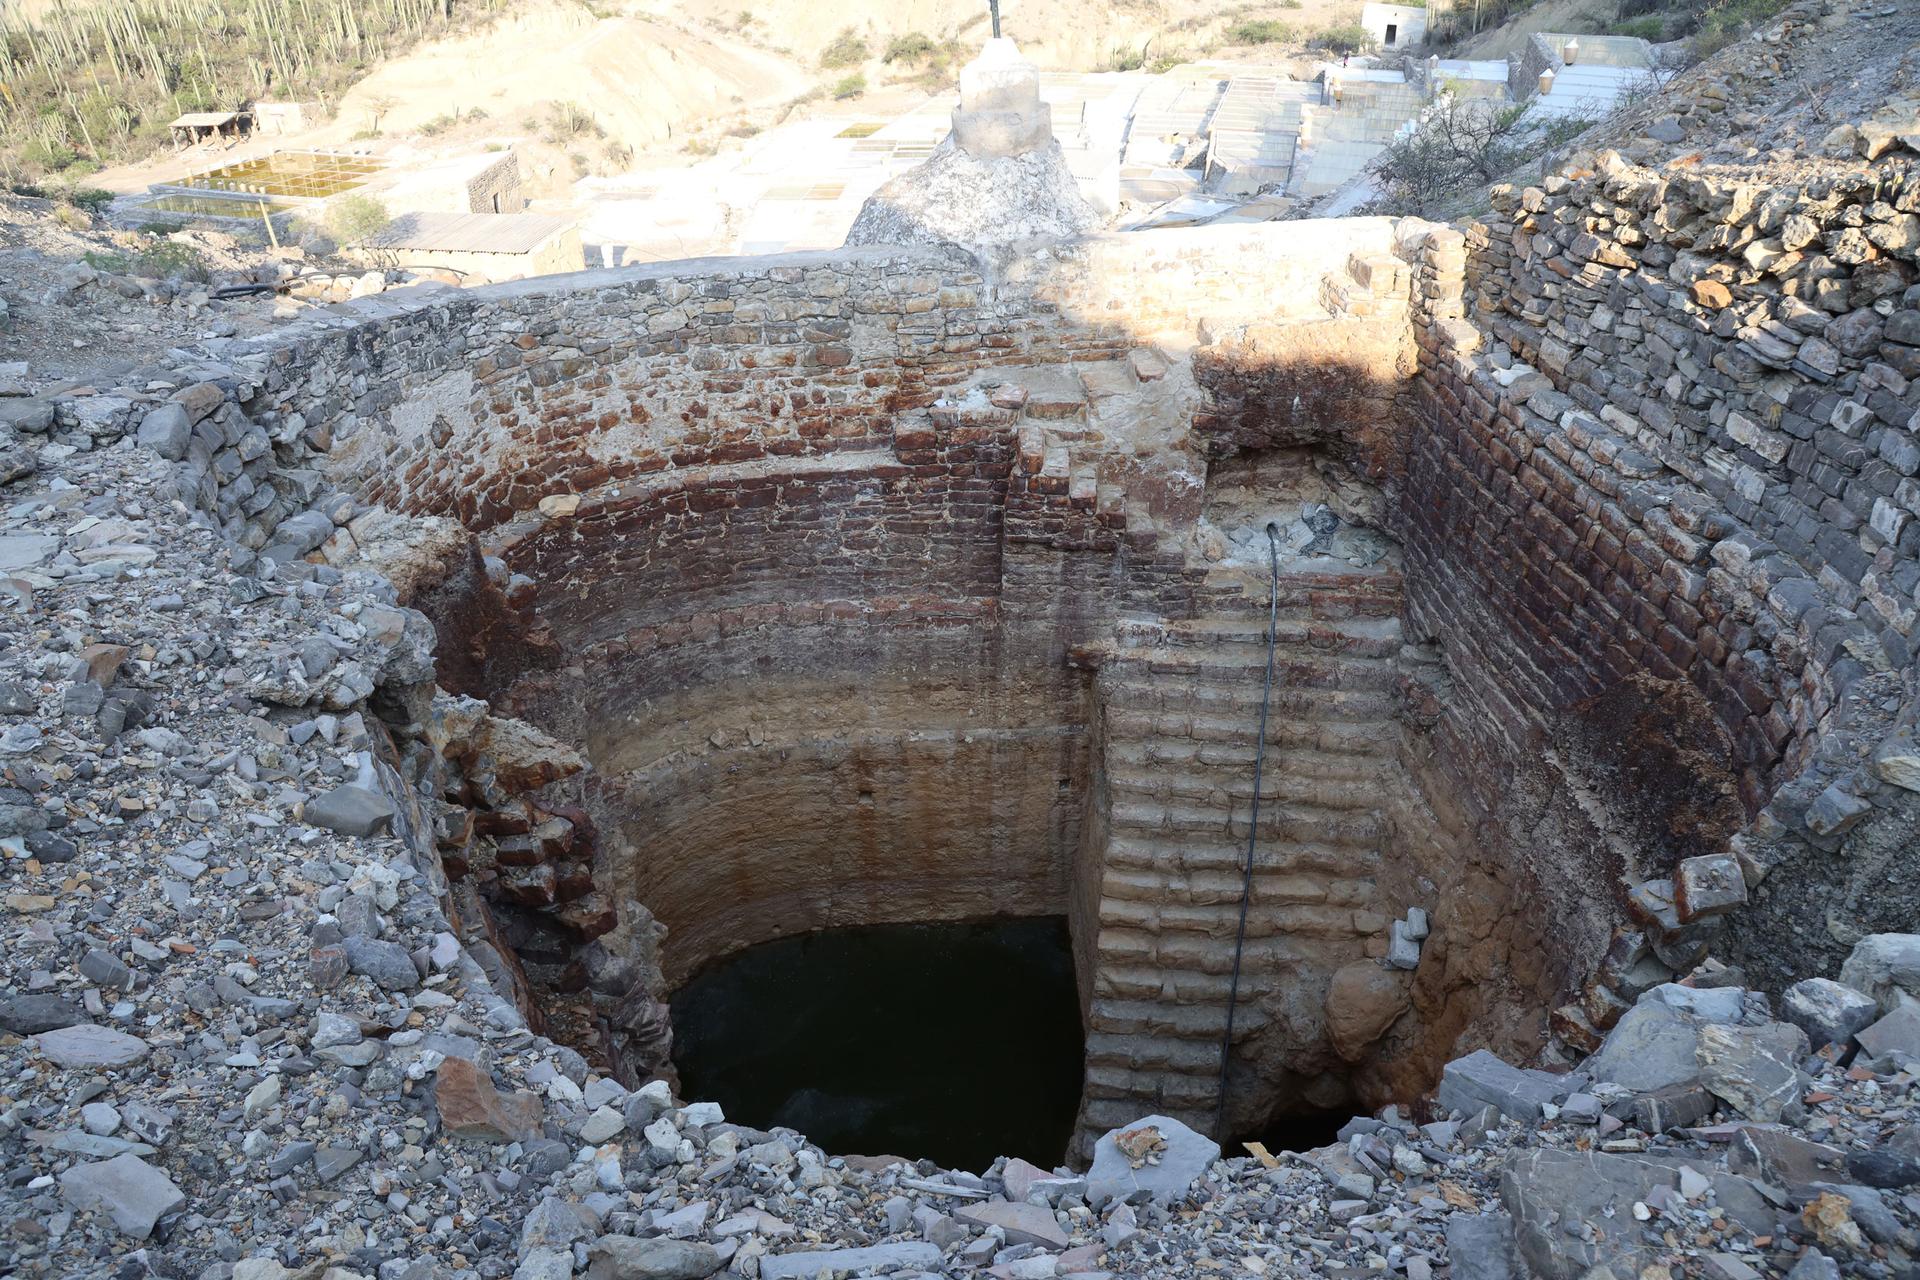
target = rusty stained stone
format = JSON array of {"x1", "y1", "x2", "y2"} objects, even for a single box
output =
[
  {"x1": 1692, "y1": 279, "x2": 1734, "y2": 309},
  {"x1": 79, "y1": 643, "x2": 131, "y2": 687},
  {"x1": 432, "y1": 1056, "x2": 543, "y2": 1143}
]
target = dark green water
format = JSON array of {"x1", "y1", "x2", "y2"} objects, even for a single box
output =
[{"x1": 670, "y1": 917, "x2": 1084, "y2": 1172}]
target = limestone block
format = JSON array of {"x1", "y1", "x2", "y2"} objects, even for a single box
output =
[
  {"x1": 1673, "y1": 853, "x2": 1748, "y2": 921},
  {"x1": 1087, "y1": 1114, "x2": 1220, "y2": 1205},
  {"x1": 1436, "y1": 1050, "x2": 1570, "y2": 1123},
  {"x1": 1839, "y1": 934, "x2": 1920, "y2": 1013},
  {"x1": 1781, "y1": 977, "x2": 1881, "y2": 1049},
  {"x1": 953, "y1": 103, "x2": 1055, "y2": 160},
  {"x1": 959, "y1": 38, "x2": 1042, "y2": 114}
]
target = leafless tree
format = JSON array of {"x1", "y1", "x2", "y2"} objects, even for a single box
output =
[{"x1": 1366, "y1": 95, "x2": 1528, "y2": 215}]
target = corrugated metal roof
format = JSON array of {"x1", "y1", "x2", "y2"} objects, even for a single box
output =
[
  {"x1": 372, "y1": 212, "x2": 576, "y2": 255},
  {"x1": 171, "y1": 112, "x2": 245, "y2": 128}
]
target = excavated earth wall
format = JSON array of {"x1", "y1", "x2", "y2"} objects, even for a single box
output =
[{"x1": 146, "y1": 143, "x2": 1920, "y2": 1162}]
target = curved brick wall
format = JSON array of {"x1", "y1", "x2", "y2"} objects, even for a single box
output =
[{"x1": 163, "y1": 171, "x2": 1920, "y2": 1154}]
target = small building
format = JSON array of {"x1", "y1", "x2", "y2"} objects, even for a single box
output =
[
  {"x1": 374, "y1": 151, "x2": 526, "y2": 216},
  {"x1": 169, "y1": 111, "x2": 251, "y2": 149},
  {"x1": 364, "y1": 211, "x2": 580, "y2": 283},
  {"x1": 1360, "y1": 3, "x2": 1429, "y2": 50}
]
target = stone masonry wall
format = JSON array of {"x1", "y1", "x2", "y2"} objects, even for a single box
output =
[
  {"x1": 168, "y1": 221, "x2": 1416, "y2": 1024},
  {"x1": 140, "y1": 174, "x2": 1920, "y2": 1155},
  {"x1": 1406, "y1": 146, "x2": 1920, "y2": 1031}
]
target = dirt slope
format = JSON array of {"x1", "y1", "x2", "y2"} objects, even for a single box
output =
[{"x1": 321, "y1": 2, "x2": 810, "y2": 148}]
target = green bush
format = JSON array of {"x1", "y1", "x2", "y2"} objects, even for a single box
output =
[
  {"x1": 68, "y1": 187, "x2": 115, "y2": 211},
  {"x1": 884, "y1": 32, "x2": 936, "y2": 63},
  {"x1": 22, "y1": 139, "x2": 80, "y2": 172},
  {"x1": 819, "y1": 28, "x2": 868, "y2": 69},
  {"x1": 1313, "y1": 22, "x2": 1376, "y2": 55},
  {"x1": 325, "y1": 194, "x2": 392, "y2": 250},
  {"x1": 1227, "y1": 18, "x2": 1294, "y2": 43},
  {"x1": 84, "y1": 239, "x2": 208, "y2": 282},
  {"x1": 1609, "y1": 15, "x2": 1665, "y2": 38},
  {"x1": 1688, "y1": 0, "x2": 1789, "y2": 58},
  {"x1": 831, "y1": 73, "x2": 867, "y2": 100}
]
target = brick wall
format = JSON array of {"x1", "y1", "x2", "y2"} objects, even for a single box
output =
[
  {"x1": 162, "y1": 179, "x2": 1920, "y2": 1139},
  {"x1": 1405, "y1": 149, "x2": 1920, "y2": 991}
]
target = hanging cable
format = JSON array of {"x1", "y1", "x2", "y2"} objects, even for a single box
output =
[{"x1": 1215, "y1": 521, "x2": 1282, "y2": 1142}]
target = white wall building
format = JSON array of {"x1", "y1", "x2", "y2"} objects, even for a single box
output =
[{"x1": 1361, "y1": 3, "x2": 1429, "y2": 50}]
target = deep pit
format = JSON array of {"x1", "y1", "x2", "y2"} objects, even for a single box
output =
[
  {"x1": 670, "y1": 918, "x2": 1084, "y2": 1171},
  {"x1": 198, "y1": 204, "x2": 1919, "y2": 1172}
]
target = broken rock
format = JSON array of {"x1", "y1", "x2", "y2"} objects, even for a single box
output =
[
  {"x1": 1696, "y1": 1021, "x2": 1808, "y2": 1122},
  {"x1": 303, "y1": 783, "x2": 396, "y2": 837},
  {"x1": 1436, "y1": 1049, "x2": 1569, "y2": 1123},
  {"x1": 1087, "y1": 1113, "x2": 1220, "y2": 1205},
  {"x1": 759, "y1": 1242, "x2": 941, "y2": 1280},
  {"x1": 32, "y1": 1023, "x2": 151, "y2": 1069},
  {"x1": 1838, "y1": 934, "x2": 1920, "y2": 1014},
  {"x1": 1781, "y1": 977, "x2": 1880, "y2": 1049},
  {"x1": 955, "y1": 1199, "x2": 1069, "y2": 1249},
  {"x1": 58, "y1": 1153, "x2": 185, "y2": 1239},
  {"x1": 433, "y1": 1056, "x2": 543, "y2": 1143}
]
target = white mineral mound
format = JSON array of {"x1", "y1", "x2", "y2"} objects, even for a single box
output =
[{"x1": 845, "y1": 39, "x2": 1100, "y2": 260}]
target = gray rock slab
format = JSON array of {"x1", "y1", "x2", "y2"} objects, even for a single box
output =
[
  {"x1": 1446, "y1": 1210, "x2": 1520, "y2": 1280},
  {"x1": 955, "y1": 1200, "x2": 1069, "y2": 1249},
  {"x1": 304, "y1": 783, "x2": 395, "y2": 837},
  {"x1": 1839, "y1": 934, "x2": 1920, "y2": 1013},
  {"x1": 135, "y1": 403, "x2": 192, "y2": 460},
  {"x1": 1436, "y1": 1049, "x2": 1566, "y2": 1122},
  {"x1": 759, "y1": 1242, "x2": 942, "y2": 1280},
  {"x1": 0, "y1": 993, "x2": 84, "y2": 1034},
  {"x1": 1500, "y1": 1149, "x2": 1681, "y2": 1280},
  {"x1": 33, "y1": 1023, "x2": 151, "y2": 1069},
  {"x1": 1641, "y1": 983, "x2": 1745, "y2": 1022},
  {"x1": 1087, "y1": 1113, "x2": 1220, "y2": 1205},
  {"x1": 1787, "y1": 1252, "x2": 1841, "y2": 1280},
  {"x1": 0, "y1": 399, "x2": 54, "y2": 433},
  {"x1": 343, "y1": 934, "x2": 419, "y2": 991},
  {"x1": 1781, "y1": 978, "x2": 1880, "y2": 1049},
  {"x1": 1586, "y1": 1001, "x2": 1703, "y2": 1093},
  {"x1": 585, "y1": 1234, "x2": 723, "y2": 1280},
  {"x1": 0, "y1": 533, "x2": 59, "y2": 573},
  {"x1": 1696, "y1": 1021, "x2": 1808, "y2": 1121},
  {"x1": 522, "y1": 1196, "x2": 600, "y2": 1251},
  {"x1": 1857, "y1": 1001, "x2": 1920, "y2": 1061},
  {"x1": 515, "y1": 1248, "x2": 574, "y2": 1280},
  {"x1": 57, "y1": 1153, "x2": 184, "y2": 1239}
]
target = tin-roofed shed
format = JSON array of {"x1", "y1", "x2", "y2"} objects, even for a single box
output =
[
  {"x1": 169, "y1": 111, "x2": 251, "y2": 147},
  {"x1": 364, "y1": 211, "x2": 581, "y2": 282}
]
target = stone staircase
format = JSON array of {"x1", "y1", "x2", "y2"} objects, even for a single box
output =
[{"x1": 1074, "y1": 561, "x2": 1407, "y2": 1151}]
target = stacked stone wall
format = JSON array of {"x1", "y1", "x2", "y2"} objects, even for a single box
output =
[{"x1": 1405, "y1": 150, "x2": 1920, "y2": 1000}]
